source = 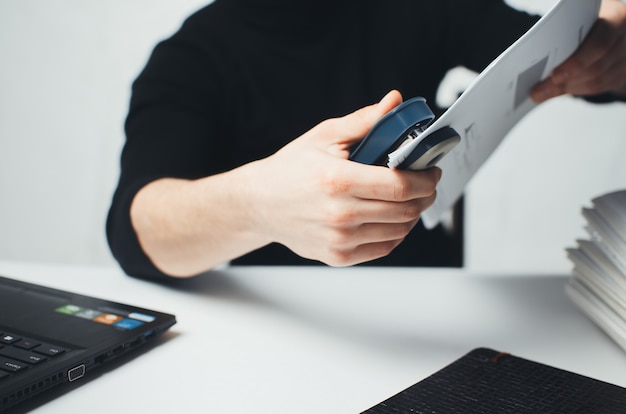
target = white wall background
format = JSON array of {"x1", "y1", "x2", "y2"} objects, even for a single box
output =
[
  {"x1": 0, "y1": 0, "x2": 624, "y2": 273},
  {"x1": 0, "y1": 0, "x2": 208, "y2": 266}
]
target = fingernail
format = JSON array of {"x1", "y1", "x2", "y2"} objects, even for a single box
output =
[{"x1": 379, "y1": 90, "x2": 393, "y2": 105}]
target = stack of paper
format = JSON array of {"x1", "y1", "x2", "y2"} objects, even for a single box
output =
[{"x1": 566, "y1": 190, "x2": 626, "y2": 351}]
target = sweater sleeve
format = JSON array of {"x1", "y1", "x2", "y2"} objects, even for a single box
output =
[{"x1": 106, "y1": 6, "x2": 232, "y2": 280}]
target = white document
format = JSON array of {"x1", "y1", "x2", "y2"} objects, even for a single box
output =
[{"x1": 388, "y1": 0, "x2": 601, "y2": 228}]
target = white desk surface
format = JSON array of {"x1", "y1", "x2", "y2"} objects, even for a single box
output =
[{"x1": 1, "y1": 260, "x2": 625, "y2": 413}]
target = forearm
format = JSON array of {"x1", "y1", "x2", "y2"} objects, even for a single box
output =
[{"x1": 130, "y1": 162, "x2": 271, "y2": 278}]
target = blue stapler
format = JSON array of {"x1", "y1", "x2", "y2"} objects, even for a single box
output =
[{"x1": 349, "y1": 97, "x2": 460, "y2": 170}]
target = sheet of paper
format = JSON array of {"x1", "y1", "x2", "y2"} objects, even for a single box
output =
[
  {"x1": 593, "y1": 191, "x2": 626, "y2": 239},
  {"x1": 387, "y1": 0, "x2": 601, "y2": 228}
]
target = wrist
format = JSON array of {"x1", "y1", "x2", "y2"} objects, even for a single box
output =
[{"x1": 203, "y1": 160, "x2": 275, "y2": 248}]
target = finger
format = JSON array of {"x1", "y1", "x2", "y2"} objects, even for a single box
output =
[
  {"x1": 530, "y1": 77, "x2": 565, "y2": 102},
  {"x1": 530, "y1": 41, "x2": 611, "y2": 102},
  {"x1": 323, "y1": 237, "x2": 406, "y2": 267},
  {"x1": 334, "y1": 165, "x2": 441, "y2": 202},
  {"x1": 307, "y1": 90, "x2": 404, "y2": 148},
  {"x1": 551, "y1": 19, "x2": 614, "y2": 85},
  {"x1": 556, "y1": 60, "x2": 620, "y2": 96},
  {"x1": 532, "y1": 2, "x2": 625, "y2": 102},
  {"x1": 533, "y1": 43, "x2": 626, "y2": 100},
  {"x1": 531, "y1": 27, "x2": 612, "y2": 102},
  {"x1": 355, "y1": 219, "x2": 421, "y2": 245},
  {"x1": 360, "y1": 196, "x2": 436, "y2": 224},
  {"x1": 324, "y1": 195, "x2": 436, "y2": 231}
]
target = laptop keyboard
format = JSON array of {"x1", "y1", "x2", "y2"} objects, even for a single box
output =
[{"x1": 0, "y1": 331, "x2": 68, "y2": 381}]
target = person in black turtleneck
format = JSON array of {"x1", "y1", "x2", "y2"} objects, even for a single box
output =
[{"x1": 107, "y1": 0, "x2": 626, "y2": 280}]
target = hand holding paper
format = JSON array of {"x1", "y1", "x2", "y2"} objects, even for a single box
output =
[
  {"x1": 387, "y1": 0, "x2": 601, "y2": 228},
  {"x1": 532, "y1": 0, "x2": 626, "y2": 102}
]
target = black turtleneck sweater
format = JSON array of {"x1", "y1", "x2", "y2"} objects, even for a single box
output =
[{"x1": 107, "y1": 0, "x2": 538, "y2": 279}]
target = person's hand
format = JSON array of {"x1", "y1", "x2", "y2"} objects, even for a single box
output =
[
  {"x1": 531, "y1": 0, "x2": 626, "y2": 103},
  {"x1": 247, "y1": 90, "x2": 441, "y2": 266}
]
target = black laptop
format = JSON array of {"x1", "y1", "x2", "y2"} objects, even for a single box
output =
[{"x1": 0, "y1": 274, "x2": 176, "y2": 412}]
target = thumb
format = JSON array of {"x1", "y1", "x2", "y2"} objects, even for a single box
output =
[{"x1": 307, "y1": 90, "x2": 403, "y2": 149}]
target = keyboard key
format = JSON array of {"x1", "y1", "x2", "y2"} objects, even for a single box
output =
[
  {"x1": 14, "y1": 339, "x2": 41, "y2": 350},
  {"x1": 0, "y1": 357, "x2": 28, "y2": 373},
  {"x1": 33, "y1": 344, "x2": 67, "y2": 357},
  {"x1": 0, "y1": 334, "x2": 20, "y2": 345},
  {"x1": 0, "y1": 346, "x2": 47, "y2": 365}
]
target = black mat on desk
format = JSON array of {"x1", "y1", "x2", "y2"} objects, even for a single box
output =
[{"x1": 362, "y1": 347, "x2": 626, "y2": 413}]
